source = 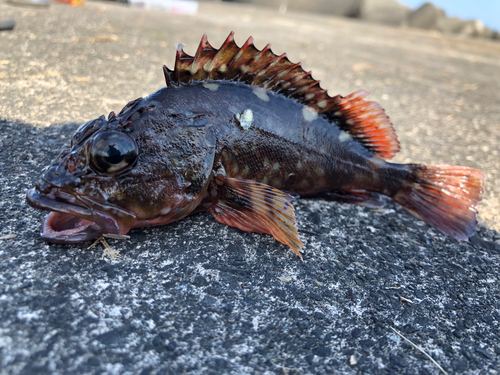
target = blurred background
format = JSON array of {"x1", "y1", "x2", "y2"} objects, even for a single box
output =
[
  {"x1": 219, "y1": 0, "x2": 500, "y2": 40},
  {"x1": 1, "y1": 0, "x2": 499, "y2": 232},
  {"x1": 3, "y1": 0, "x2": 499, "y2": 39}
]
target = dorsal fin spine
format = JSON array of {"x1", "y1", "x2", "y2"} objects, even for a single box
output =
[
  {"x1": 289, "y1": 80, "x2": 320, "y2": 97},
  {"x1": 168, "y1": 33, "x2": 400, "y2": 159},
  {"x1": 221, "y1": 31, "x2": 235, "y2": 49},
  {"x1": 254, "y1": 43, "x2": 271, "y2": 61},
  {"x1": 264, "y1": 62, "x2": 301, "y2": 89},
  {"x1": 163, "y1": 65, "x2": 177, "y2": 88}
]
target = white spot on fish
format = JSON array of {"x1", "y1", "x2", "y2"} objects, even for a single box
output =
[
  {"x1": 240, "y1": 65, "x2": 249, "y2": 73},
  {"x1": 203, "y1": 61, "x2": 214, "y2": 72},
  {"x1": 217, "y1": 164, "x2": 227, "y2": 176},
  {"x1": 242, "y1": 165, "x2": 250, "y2": 176},
  {"x1": 189, "y1": 64, "x2": 199, "y2": 75},
  {"x1": 272, "y1": 162, "x2": 280, "y2": 172},
  {"x1": 339, "y1": 131, "x2": 352, "y2": 142},
  {"x1": 175, "y1": 43, "x2": 185, "y2": 52},
  {"x1": 318, "y1": 100, "x2": 327, "y2": 108},
  {"x1": 296, "y1": 160, "x2": 303, "y2": 169},
  {"x1": 302, "y1": 107, "x2": 318, "y2": 122},
  {"x1": 234, "y1": 50, "x2": 244, "y2": 61},
  {"x1": 203, "y1": 83, "x2": 219, "y2": 91},
  {"x1": 219, "y1": 64, "x2": 227, "y2": 73},
  {"x1": 253, "y1": 88, "x2": 270, "y2": 102},
  {"x1": 235, "y1": 109, "x2": 254, "y2": 130},
  {"x1": 370, "y1": 156, "x2": 386, "y2": 166},
  {"x1": 160, "y1": 207, "x2": 171, "y2": 215},
  {"x1": 276, "y1": 70, "x2": 287, "y2": 79},
  {"x1": 295, "y1": 86, "x2": 307, "y2": 94}
]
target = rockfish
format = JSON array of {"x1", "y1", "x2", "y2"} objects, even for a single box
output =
[{"x1": 26, "y1": 32, "x2": 484, "y2": 258}]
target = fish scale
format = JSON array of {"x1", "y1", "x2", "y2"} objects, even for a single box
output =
[{"x1": 26, "y1": 32, "x2": 484, "y2": 258}]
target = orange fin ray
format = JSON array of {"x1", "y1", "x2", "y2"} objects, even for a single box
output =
[
  {"x1": 207, "y1": 174, "x2": 304, "y2": 258},
  {"x1": 326, "y1": 90, "x2": 400, "y2": 159},
  {"x1": 393, "y1": 164, "x2": 485, "y2": 240}
]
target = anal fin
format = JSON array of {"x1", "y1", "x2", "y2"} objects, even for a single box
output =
[
  {"x1": 317, "y1": 189, "x2": 385, "y2": 209},
  {"x1": 207, "y1": 174, "x2": 304, "y2": 258}
]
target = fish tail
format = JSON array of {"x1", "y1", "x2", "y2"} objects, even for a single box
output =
[{"x1": 392, "y1": 164, "x2": 484, "y2": 240}]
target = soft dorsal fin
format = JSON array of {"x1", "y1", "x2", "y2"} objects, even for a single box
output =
[
  {"x1": 327, "y1": 90, "x2": 400, "y2": 159},
  {"x1": 164, "y1": 32, "x2": 400, "y2": 159}
]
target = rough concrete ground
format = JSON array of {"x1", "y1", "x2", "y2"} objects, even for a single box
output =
[{"x1": 0, "y1": 1, "x2": 499, "y2": 374}]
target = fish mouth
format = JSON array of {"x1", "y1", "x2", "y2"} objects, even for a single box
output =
[
  {"x1": 41, "y1": 211, "x2": 103, "y2": 243},
  {"x1": 26, "y1": 188, "x2": 136, "y2": 244}
]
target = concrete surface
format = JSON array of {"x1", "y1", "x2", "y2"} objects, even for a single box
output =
[{"x1": 0, "y1": 1, "x2": 499, "y2": 374}]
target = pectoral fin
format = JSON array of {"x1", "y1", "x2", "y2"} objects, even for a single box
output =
[{"x1": 207, "y1": 174, "x2": 303, "y2": 258}]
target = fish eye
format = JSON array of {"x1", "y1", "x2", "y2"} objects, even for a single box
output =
[{"x1": 89, "y1": 131, "x2": 138, "y2": 174}]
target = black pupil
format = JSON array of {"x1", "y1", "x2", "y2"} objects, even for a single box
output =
[
  {"x1": 105, "y1": 144, "x2": 123, "y2": 164},
  {"x1": 90, "y1": 130, "x2": 138, "y2": 174}
]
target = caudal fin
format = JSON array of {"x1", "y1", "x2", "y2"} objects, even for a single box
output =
[{"x1": 393, "y1": 164, "x2": 484, "y2": 240}]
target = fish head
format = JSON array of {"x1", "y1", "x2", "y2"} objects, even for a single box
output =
[{"x1": 27, "y1": 96, "x2": 216, "y2": 243}]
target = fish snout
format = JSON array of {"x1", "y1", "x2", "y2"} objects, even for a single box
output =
[{"x1": 40, "y1": 162, "x2": 83, "y2": 190}]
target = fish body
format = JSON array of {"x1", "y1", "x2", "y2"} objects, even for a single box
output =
[{"x1": 27, "y1": 33, "x2": 484, "y2": 257}]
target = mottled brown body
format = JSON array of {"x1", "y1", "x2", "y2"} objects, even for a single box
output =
[
  {"x1": 26, "y1": 33, "x2": 484, "y2": 257},
  {"x1": 147, "y1": 81, "x2": 409, "y2": 199}
]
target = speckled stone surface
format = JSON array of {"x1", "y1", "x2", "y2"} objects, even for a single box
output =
[{"x1": 1, "y1": 2, "x2": 499, "y2": 374}]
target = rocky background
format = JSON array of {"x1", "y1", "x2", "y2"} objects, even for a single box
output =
[{"x1": 223, "y1": 0, "x2": 500, "y2": 41}]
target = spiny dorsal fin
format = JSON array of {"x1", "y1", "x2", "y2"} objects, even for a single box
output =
[{"x1": 164, "y1": 32, "x2": 400, "y2": 159}]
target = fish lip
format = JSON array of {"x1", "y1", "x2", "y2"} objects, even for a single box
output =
[
  {"x1": 41, "y1": 211, "x2": 103, "y2": 243},
  {"x1": 26, "y1": 188, "x2": 136, "y2": 244}
]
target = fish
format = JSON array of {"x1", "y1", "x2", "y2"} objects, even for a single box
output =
[{"x1": 26, "y1": 32, "x2": 485, "y2": 258}]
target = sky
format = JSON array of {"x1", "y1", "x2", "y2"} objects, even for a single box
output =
[{"x1": 399, "y1": 0, "x2": 500, "y2": 31}]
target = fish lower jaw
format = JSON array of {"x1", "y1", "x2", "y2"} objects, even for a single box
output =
[
  {"x1": 27, "y1": 188, "x2": 137, "y2": 244},
  {"x1": 41, "y1": 211, "x2": 104, "y2": 244}
]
